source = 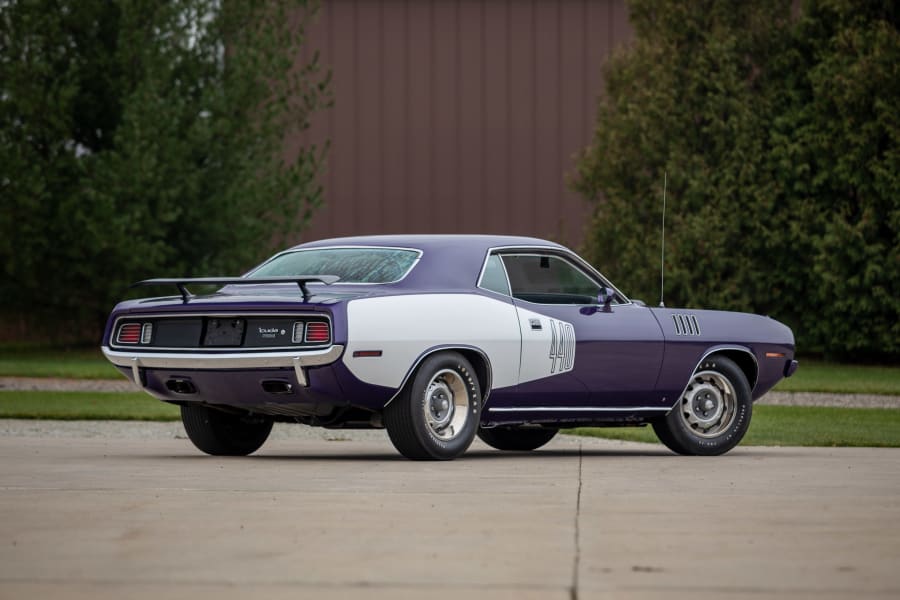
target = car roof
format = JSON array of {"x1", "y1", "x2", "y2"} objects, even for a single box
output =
[{"x1": 290, "y1": 234, "x2": 565, "y2": 253}]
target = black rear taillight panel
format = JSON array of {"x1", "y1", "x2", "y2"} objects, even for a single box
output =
[{"x1": 112, "y1": 316, "x2": 330, "y2": 349}]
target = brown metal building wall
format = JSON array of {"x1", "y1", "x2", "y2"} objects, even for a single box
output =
[{"x1": 290, "y1": 0, "x2": 633, "y2": 248}]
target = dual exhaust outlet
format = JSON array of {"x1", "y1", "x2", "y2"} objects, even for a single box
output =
[{"x1": 164, "y1": 378, "x2": 294, "y2": 396}]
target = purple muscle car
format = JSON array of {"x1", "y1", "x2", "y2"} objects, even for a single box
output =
[{"x1": 101, "y1": 235, "x2": 797, "y2": 459}]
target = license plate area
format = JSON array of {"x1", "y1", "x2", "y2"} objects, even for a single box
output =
[{"x1": 203, "y1": 318, "x2": 245, "y2": 346}]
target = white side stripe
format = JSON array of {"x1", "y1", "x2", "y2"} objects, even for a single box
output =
[{"x1": 489, "y1": 406, "x2": 669, "y2": 413}]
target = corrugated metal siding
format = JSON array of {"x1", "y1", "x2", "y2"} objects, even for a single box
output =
[{"x1": 291, "y1": 0, "x2": 633, "y2": 247}]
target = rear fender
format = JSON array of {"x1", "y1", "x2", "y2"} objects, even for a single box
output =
[{"x1": 383, "y1": 345, "x2": 493, "y2": 408}]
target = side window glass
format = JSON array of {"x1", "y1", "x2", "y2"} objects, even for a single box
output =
[
  {"x1": 500, "y1": 254, "x2": 602, "y2": 305},
  {"x1": 479, "y1": 254, "x2": 511, "y2": 296}
]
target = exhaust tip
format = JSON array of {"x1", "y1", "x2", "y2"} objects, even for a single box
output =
[
  {"x1": 262, "y1": 379, "x2": 294, "y2": 395},
  {"x1": 166, "y1": 378, "x2": 196, "y2": 394}
]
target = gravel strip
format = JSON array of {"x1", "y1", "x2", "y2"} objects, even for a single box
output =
[
  {"x1": 0, "y1": 376, "x2": 135, "y2": 393},
  {"x1": 0, "y1": 419, "x2": 186, "y2": 439},
  {"x1": 757, "y1": 391, "x2": 900, "y2": 409}
]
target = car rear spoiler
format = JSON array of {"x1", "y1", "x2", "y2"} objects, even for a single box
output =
[{"x1": 131, "y1": 275, "x2": 340, "y2": 303}]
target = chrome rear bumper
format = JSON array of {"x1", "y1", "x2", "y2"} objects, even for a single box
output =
[{"x1": 101, "y1": 345, "x2": 344, "y2": 387}]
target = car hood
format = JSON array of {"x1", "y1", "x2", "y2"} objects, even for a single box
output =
[{"x1": 649, "y1": 307, "x2": 795, "y2": 348}]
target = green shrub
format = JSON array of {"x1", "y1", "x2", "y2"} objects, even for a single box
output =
[{"x1": 574, "y1": 0, "x2": 899, "y2": 360}]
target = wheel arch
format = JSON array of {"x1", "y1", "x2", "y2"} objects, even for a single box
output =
[
  {"x1": 701, "y1": 346, "x2": 759, "y2": 392},
  {"x1": 385, "y1": 344, "x2": 493, "y2": 408},
  {"x1": 666, "y1": 346, "x2": 759, "y2": 414}
]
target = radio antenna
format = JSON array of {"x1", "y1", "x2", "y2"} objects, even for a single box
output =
[{"x1": 659, "y1": 171, "x2": 667, "y2": 308}]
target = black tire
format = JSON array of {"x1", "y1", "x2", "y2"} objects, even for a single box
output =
[
  {"x1": 180, "y1": 404, "x2": 273, "y2": 456},
  {"x1": 383, "y1": 351, "x2": 482, "y2": 460},
  {"x1": 477, "y1": 426, "x2": 558, "y2": 451},
  {"x1": 652, "y1": 355, "x2": 752, "y2": 456}
]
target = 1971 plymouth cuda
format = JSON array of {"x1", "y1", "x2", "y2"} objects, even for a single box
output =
[{"x1": 101, "y1": 235, "x2": 797, "y2": 459}]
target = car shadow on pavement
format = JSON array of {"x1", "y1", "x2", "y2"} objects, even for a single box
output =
[{"x1": 142, "y1": 446, "x2": 678, "y2": 462}]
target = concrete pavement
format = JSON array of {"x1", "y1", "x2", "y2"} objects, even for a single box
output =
[{"x1": 0, "y1": 422, "x2": 898, "y2": 599}]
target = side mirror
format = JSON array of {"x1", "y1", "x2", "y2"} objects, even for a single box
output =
[{"x1": 597, "y1": 287, "x2": 615, "y2": 309}]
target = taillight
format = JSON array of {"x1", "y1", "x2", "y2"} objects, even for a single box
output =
[
  {"x1": 116, "y1": 322, "x2": 152, "y2": 345},
  {"x1": 305, "y1": 321, "x2": 330, "y2": 344},
  {"x1": 116, "y1": 323, "x2": 142, "y2": 344},
  {"x1": 292, "y1": 321, "x2": 305, "y2": 343}
]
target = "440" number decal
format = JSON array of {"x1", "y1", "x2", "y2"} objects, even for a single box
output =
[{"x1": 548, "y1": 319, "x2": 575, "y2": 373}]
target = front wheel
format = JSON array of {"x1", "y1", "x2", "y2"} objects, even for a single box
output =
[
  {"x1": 181, "y1": 404, "x2": 273, "y2": 456},
  {"x1": 383, "y1": 351, "x2": 482, "y2": 460},
  {"x1": 477, "y1": 426, "x2": 558, "y2": 451},
  {"x1": 652, "y1": 355, "x2": 752, "y2": 456}
]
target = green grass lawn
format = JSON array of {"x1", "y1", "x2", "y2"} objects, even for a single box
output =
[
  {"x1": 774, "y1": 360, "x2": 900, "y2": 396},
  {"x1": 2, "y1": 345, "x2": 900, "y2": 395},
  {"x1": 0, "y1": 391, "x2": 179, "y2": 421},
  {"x1": 0, "y1": 346, "x2": 120, "y2": 379},
  {"x1": 570, "y1": 405, "x2": 900, "y2": 448}
]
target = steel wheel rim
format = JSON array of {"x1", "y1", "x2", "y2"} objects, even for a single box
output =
[
  {"x1": 423, "y1": 369, "x2": 470, "y2": 440},
  {"x1": 679, "y1": 370, "x2": 737, "y2": 438}
]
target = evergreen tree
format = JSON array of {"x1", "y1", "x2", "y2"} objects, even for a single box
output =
[
  {"x1": 0, "y1": 0, "x2": 331, "y2": 339},
  {"x1": 574, "y1": 0, "x2": 899, "y2": 359}
]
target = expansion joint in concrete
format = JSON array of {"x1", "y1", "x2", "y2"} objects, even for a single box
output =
[{"x1": 570, "y1": 442, "x2": 583, "y2": 600}]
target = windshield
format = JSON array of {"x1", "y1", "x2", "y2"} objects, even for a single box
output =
[{"x1": 249, "y1": 247, "x2": 420, "y2": 284}]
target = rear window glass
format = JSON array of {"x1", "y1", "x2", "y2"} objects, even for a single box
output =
[{"x1": 249, "y1": 248, "x2": 420, "y2": 284}]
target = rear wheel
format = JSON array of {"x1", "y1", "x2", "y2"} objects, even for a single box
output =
[
  {"x1": 652, "y1": 355, "x2": 752, "y2": 456},
  {"x1": 477, "y1": 426, "x2": 558, "y2": 451},
  {"x1": 181, "y1": 404, "x2": 273, "y2": 456},
  {"x1": 383, "y1": 351, "x2": 481, "y2": 460}
]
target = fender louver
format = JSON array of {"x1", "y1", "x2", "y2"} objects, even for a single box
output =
[{"x1": 672, "y1": 314, "x2": 701, "y2": 336}]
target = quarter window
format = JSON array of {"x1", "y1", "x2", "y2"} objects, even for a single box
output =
[{"x1": 479, "y1": 254, "x2": 511, "y2": 296}]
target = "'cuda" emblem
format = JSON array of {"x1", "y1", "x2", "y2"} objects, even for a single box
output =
[
  {"x1": 258, "y1": 327, "x2": 286, "y2": 338},
  {"x1": 548, "y1": 319, "x2": 576, "y2": 373}
]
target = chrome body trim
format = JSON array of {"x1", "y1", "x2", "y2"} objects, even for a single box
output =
[
  {"x1": 488, "y1": 406, "x2": 669, "y2": 413},
  {"x1": 131, "y1": 358, "x2": 143, "y2": 390},
  {"x1": 292, "y1": 356, "x2": 308, "y2": 386},
  {"x1": 475, "y1": 245, "x2": 633, "y2": 306},
  {"x1": 475, "y1": 252, "x2": 515, "y2": 299},
  {"x1": 102, "y1": 344, "x2": 345, "y2": 372}
]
